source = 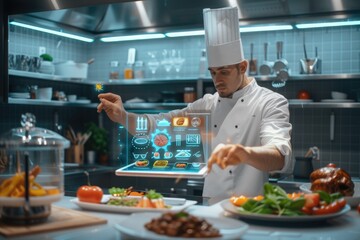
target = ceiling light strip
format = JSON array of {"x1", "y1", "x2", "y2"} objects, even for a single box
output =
[
  {"x1": 9, "y1": 21, "x2": 94, "y2": 42},
  {"x1": 296, "y1": 20, "x2": 360, "y2": 29},
  {"x1": 165, "y1": 30, "x2": 205, "y2": 37},
  {"x1": 240, "y1": 25, "x2": 293, "y2": 33},
  {"x1": 100, "y1": 33, "x2": 165, "y2": 42}
]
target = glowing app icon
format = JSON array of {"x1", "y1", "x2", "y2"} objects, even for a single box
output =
[
  {"x1": 153, "y1": 152, "x2": 160, "y2": 159},
  {"x1": 173, "y1": 117, "x2": 189, "y2": 127},
  {"x1": 164, "y1": 152, "x2": 173, "y2": 159}
]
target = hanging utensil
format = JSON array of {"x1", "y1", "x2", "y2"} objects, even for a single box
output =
[
  {"x1": 249, "y1": 43, "x2": 257, "y2": 75},
  {"x1": 273, "y1": 41, "x2": 288, "y2": 73},
  {"x1": 259, "y1": 42, "x2": 274, "y2": 75}
]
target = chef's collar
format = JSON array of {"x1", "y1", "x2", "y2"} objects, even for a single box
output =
[{"x1": 219, "y1": 77, "x2": 256, "y2": 101}]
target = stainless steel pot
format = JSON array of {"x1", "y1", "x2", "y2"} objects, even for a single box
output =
[
  {"x1": 259, "y1": 42, "x2": 274, "y2": 75},
  {"x1": 273, "y1": 41, "x2": 288, "y2": 73}
]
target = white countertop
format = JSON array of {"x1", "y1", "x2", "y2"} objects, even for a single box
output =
[{"x1": 1, "y1": 196, "x2": 360, "y2": 240}]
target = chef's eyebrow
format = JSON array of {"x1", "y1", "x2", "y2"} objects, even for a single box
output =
[{"x1": 208, "y1": 66, "x2": 231, "y2": 71}]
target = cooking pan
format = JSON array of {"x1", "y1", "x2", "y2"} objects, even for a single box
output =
[
  {"x1": 273, "y1": 41, "x2": 288, "y2": 73},
  {"x1": 259, "y1": 42, "x2": 274, "y2": 75}
]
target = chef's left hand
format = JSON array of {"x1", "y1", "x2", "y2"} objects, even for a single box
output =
[{"x1": 207, "y1": 143, "x2": 250, "y2": 172}]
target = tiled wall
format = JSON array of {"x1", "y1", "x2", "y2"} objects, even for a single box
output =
[{"x1": 4, "y1": 24, "x2": 360, "y2": 177}]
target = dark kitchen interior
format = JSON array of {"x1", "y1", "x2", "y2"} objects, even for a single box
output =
[{"x1": 0, "y1": 1, "x2": 360, "y2": 238}]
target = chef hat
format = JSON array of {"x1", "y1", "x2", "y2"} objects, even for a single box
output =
[{"x1": 203, "y1": 7, "x2": 244, "y2": 67}]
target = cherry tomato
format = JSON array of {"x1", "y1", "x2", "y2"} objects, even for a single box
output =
[
  {"x1": 327, "y1": 163, "x2": 337, "y2": 168},
  {"x1": 357, "y1": 204, "x2": 360, "y2": 214},
  {"x1": 312, "y1": 198, "x2": 346, "y2": 215},
  {"x1": 77, "y1": 185, "x2": 103, "y2": 203},
  {"x1": 297, "y1": 90, "x2": 311, "y2": 100}
]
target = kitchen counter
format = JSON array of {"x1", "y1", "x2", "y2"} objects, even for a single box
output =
[{"x1": 1, "y1": 196, "x2": 359, "y2": 240}]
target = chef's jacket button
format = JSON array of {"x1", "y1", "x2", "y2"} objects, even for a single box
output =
[
  {"x1": 218, "y1": 99, "x2": 221, "y2": 102},
  {"x1": 229, "y1": 170, "x2": 232, "y2": 174},
  {"x1": 214, "y1": 124, "x2": 217, "y2": 128},
  {"x1": 241, "y1": 99, "x2": 244, "y2": 102},
  {"x1": 235, "y1": 125, "x2": 238, "y2": 128}
]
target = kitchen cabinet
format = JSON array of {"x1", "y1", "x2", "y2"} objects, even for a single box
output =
[{"x1": 8, "y1": 69, "x2": 360, "y2": 110}]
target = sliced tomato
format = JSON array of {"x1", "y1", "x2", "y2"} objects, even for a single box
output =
[
  {"x1": 230, "y1": 195, "x2": 248, "y2": 207},
  {"x1": 313, "y1": 198, "x2": 346, "y2": 215},
  {"x1": 252, "y1": 195, "x2": 264, "y2": 201},
  {"x1": 301, "y1": 206, "x2": 313, "y2": 215},
  {"x1": 303, "y1": 193, "x2": 320, "y2": 208},
  {"x1": 287, "y1": 192, "x2": 303, "y2": 200}
]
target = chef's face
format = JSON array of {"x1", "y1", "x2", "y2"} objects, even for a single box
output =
[{"x1": 208, "y1": 61, "x2": 247, "y2": 98}]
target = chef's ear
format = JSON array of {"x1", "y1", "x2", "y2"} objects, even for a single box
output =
[{"x1": 239, "y1": 60, "x2": 248, "y2": 74}]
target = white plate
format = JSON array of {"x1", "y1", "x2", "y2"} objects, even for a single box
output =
[
  {"x1": 9, "y1": 92, "x2": 30, "y2": 99},
  {"x1": 71, "y1": 195, "x2": 197, "y2": 213},
  {"x1": 299, "y1": 182, "x2": 360, "y2": 208},
  {"x1": 0, "y1": 193, "x2": 63, "y2": 207},
  {"x1": 73, "y1": 99, "x2": 91, "y2": 104},
  {"x1": 288, "y1": 99, "x2": 313, "y2": 104},
  {"x1": 321, "y1": 99, "x2": 354, "y2": 103},
  {"x1": 114, "y1": 212, "x2": 249, "y2": 240},
  {"x1": 220, "y1": 200, "x2": 350, "y2": 222}
]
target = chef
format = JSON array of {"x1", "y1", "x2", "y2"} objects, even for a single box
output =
[{"x1": 97, "y1": 6, "x2": 292, "y2": 199}]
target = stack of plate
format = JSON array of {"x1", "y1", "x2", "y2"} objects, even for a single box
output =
[{"x1": 9, "y1": 92, "x2": 30, "y2": 99}]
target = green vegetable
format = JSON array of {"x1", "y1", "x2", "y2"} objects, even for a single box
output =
[
  {"x1": 315, "y1": 190, "x2": 343, "y2": 204},
  {"x1": 107, "y1": 198, "x2": 139, "y2": 206},
  {"x1": 40, "y1": 53, "x2": 53, "y2": 62},
  {"x1": 145, "y1": 189, "x2": 163, "y2": 199},
  {"x1": 240, "y1": 183, "x2": 306, "y2": 216},
  {"x1": 108, "y1": 187, "x2": 127, "y2": 197}
]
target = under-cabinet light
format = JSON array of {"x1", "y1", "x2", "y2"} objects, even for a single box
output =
[
  {"x1": 100, "y1": 33, "x2": 165, "y2": 42},
  {"x1": 9, "y1": 21, "x2": 94, "y2": 43},
  {"x1": 165, "y1": 30, "x2": 205, "y2": 37},
  {"x1": 240, "y1": 25, "x2": 293, "y2": 32},
  {"x1": 296, "y1": 20, "x2": 360, "y2": 29}
]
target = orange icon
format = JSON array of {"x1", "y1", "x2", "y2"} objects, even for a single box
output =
[{"x1": 173, "y1": 117, "x2": 189, "y2": 127}]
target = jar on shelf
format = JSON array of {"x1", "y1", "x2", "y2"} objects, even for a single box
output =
[
  {"x1": 183, "y1": 87, "x2": 196, "y2": 103},
  {"x1": 134, "y1": 61, "x2": 144, "y2": 79},
  {"x1": 109, "y1": 61, "x2": 119, "y2": 80},
  {"x1": 124, "y1": 63, "x2": 134, "y2": 79}
]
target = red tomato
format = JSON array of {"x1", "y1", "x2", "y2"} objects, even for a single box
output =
[
  {"x1": 301, "y1": 206, "x2": 313, "y2": 215},
  {"x1": 77, "y1": 185, "x2": 103, "y2": 203},
  {"x1": 297, "y1": 90, "x2": 311, "y2": 100},
  {"x1": 327, "y1": 163, "x2": 337, "y2": 168},
  {"x1": 303, "y1": 193, "x2": 320, "y2": 208},
  {"x1": 313, "y1": 198, "x2": 346, "y2": 215},
  {"x1": 357, "y1": 204, "x2": 360, "y2": 214}
]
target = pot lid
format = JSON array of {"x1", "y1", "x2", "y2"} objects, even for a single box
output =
[{"x1": 0, "y1": 113, "x2": 70, "y2": 150}]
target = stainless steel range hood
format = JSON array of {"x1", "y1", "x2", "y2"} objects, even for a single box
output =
[{"x1": 7, "y1": 0, "x2": 360, "y2": 36}]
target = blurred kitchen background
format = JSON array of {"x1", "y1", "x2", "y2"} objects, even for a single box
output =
[{"x1": 1, "y1": 0, "x2": 360, "y2": 179}]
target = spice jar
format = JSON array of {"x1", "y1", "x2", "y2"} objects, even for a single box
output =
[
  {"x1": 29, "y1": 85, "x2": 38, "y2": 99},
  {"x1": 183, "y1": 87, "x2": 196, "y2": 103},
  {"x1": 124, "y1": 63, "x2": 134, "y2": 79},
  {"x1": 109, "y1": 61, "x2": 119, "y2": 80},
  {"x1": 134, "y1": 61, "x2": 144, "y2": 79}
]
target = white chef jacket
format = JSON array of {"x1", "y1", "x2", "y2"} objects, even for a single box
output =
[{"x1": 147, "y1": 78, "x2": 292, "y2": 198}]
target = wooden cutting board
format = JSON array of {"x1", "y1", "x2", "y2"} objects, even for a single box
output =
[{"x1": 0, "y1": 206, "x2": 107, "y2": 237}]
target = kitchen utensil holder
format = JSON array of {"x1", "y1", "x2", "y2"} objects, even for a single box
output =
[{"x1": 300, "y1": 58, "x2": 321, "y2": 74}]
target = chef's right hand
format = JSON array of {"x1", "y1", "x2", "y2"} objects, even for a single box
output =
[{"x1": 97, "y1": 92, "x2": 126, "y2": 123}]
